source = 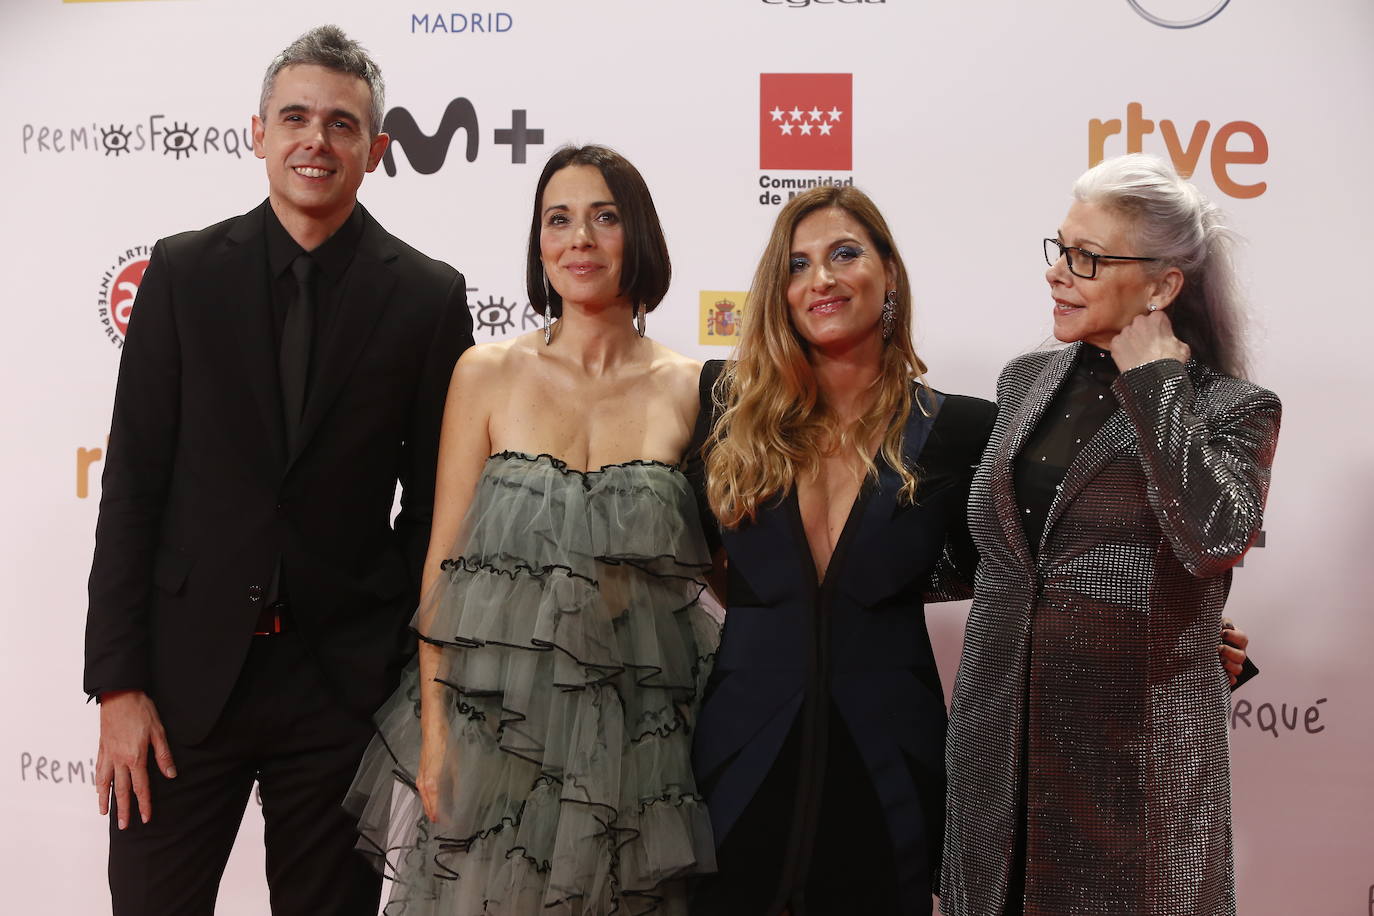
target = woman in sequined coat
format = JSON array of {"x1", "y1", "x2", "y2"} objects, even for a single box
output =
[{"x1": 939, "y1": 154, "x2": 1281, "y2": 916}]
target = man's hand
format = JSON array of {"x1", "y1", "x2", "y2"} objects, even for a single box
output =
[
  {"x1": 96, "y1": 690, "x2": 176, "y2": 829},
  {"x1": 1220, "y1": 619, "x2": 1250, "y2": 688}
]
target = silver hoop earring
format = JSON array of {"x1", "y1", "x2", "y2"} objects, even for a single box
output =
[
  {"x1": 635, "y1": 303, "x2": 647, "y2": 338},
  {"x1": 881, "y1": 290, "x2": 898, "y2": 341},
  {"x1": 543, "y1": 273, "x2": 554, "y2": 345}
]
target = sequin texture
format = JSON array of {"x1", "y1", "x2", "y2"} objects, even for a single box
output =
[{"x1": 939, "y1": 344, "x2": 1281, "y2": 916}]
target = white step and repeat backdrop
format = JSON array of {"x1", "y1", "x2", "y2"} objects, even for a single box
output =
[{"x1": 3, "y1": 0, "x2": 1371, "y2": 913}]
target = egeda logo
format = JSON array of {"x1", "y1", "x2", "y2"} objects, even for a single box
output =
[{"x1": 382, "y1": 101, "x2": 544, "y2": 174}]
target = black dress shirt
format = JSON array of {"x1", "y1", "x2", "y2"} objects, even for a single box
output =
[
  {"x1": 263, "y1": 204, "x2": 364, "y2": 608},
  {"x1": 264, "y1": 203, "x2": 365, "y2": 410}
]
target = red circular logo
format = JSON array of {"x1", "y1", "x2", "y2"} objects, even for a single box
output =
[{"x1": 111, "y1": 258, "x2": 148, "y2": 338}]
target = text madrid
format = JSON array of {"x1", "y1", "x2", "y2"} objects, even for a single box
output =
[{"x1": 410, "y1": 12, "x2": 513, "y2": 34}]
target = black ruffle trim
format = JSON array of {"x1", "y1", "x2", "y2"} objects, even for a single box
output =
[
  {"x1": 424, "y1": 555, "x2": 711, "y2": 690},
  {"x1": 426, "y1": 785, "x2": 707, "y2": 913},
  {"x1": 409, "y1": 555, "x2": 716, "y2": 746},
  {"x1": 489, "y1": 449, "x2": 684, "y2": 478}
]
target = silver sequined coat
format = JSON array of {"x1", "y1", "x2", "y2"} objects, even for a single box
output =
[{"x1": 939, "y1": 345, "x2": 1281, "y2": 916}]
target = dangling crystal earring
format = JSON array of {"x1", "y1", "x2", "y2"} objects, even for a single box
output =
[
  {"x1": 635, "y1": 303, "x2": 647, "y2": 338},
  {"x1": 881, "y1": 290, "x2": 898, "y2": 341},
  {"x1": 543, "y1": 273, "x2": 554, "y2": 345}
]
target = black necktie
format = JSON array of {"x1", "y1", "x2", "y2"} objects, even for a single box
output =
[{"x1": 281, "y1": 254, "x2": 315, "y2": 453}]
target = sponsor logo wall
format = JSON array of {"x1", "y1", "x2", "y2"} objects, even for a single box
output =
[{"x1": 3, "y1": 1, "x2": 1371, "y2": 913}]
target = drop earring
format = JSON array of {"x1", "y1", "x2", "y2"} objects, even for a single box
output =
[
  {"x1": 635, "y1": 303, "x2": 647, "y2": 338},
  {"x1": 543, "y1": 273, "x2": 554, "y2": 345},
  {"x1": 881, "y1": 290, "x2": 898, "y2": 341}
]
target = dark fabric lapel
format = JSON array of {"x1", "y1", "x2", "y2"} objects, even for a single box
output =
[
  {"x1": 221, "y1": 203, "x2": 288, "y2": 471},
  {"x1": 990, "y1": 344, "x2": 1080, "y2": 572},
  {"x1": 724, "y1": 387, "x2": 947, "y2": 606},
  {"x1": 720, "y1": 489, "x2": 816, "y2": 607},
  {"x1": 837, "y1": 389, "x2": 945, "y2": 607},
  {"x1": 287, "y1": 208, "x2": 398, "y2": 471}
]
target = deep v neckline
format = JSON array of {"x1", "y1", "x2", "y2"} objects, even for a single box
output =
[{"x1": 790, "y1": 469, "x2": 876, "y2": 589}]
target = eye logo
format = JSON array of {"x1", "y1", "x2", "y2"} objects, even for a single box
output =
[
  {"x1": 1126, "y1": 0, "x2": 1230, "y2": 28},
  {"x1": 467, "y1": 291, "x2": 541, "y2": 338},
  {"x1": 163, "y1": 122, "x2": 198, "y2": 159},
  {"x1": 100, "y1": 125, "x2": 132, "y2": 157},
  {"x1": 471, "y1": 294, "x2": 518, "y2": 336}
]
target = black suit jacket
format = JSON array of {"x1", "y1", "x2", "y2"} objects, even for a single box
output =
[{"x1": 84, "y1": 200, "x2": 473, "y2": 745}]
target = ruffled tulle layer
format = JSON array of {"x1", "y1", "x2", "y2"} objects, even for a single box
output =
[{"x1": 346, "y1": 453, "x2": 720, "y2": 915}]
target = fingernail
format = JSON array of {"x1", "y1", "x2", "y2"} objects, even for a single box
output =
[
  {"x1": 118, "y1": 819, "x2": 127, "y2": 830},
  {"x1": 167, "y1": 767, "x2": 177, "y2": 778}
]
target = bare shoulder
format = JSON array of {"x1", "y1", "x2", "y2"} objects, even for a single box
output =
[
  {"x1": 453, "y1": 331, "x2": 544, "y2": 379},
  {"x1": 448, "y1": 332, "x2": 547, "y2": 408},
  {"x1": 649, "y1": 342, "x2": 702, "y2": 401}
]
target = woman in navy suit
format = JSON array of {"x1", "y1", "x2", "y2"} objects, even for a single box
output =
[{"x1": 687, "y1": 186, "x2": 994, "y2": 916}]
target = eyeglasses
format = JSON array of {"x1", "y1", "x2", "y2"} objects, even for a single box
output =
[{"x1": 1043, "y1": 238, "x2": 1158, "y2": 280}]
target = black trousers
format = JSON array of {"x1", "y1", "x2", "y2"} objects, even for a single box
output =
[{"x1": 107, "y1": 632, "x2": 382, "y2": 916}]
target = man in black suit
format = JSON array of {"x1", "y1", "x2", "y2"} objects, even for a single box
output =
[{"x1": 84, "y1": 25, "x2": 473, "y2": 914}]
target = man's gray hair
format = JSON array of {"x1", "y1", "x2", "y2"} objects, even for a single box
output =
[{"x1": 259, "y1": 25, "x2": 386, "y2": 137}]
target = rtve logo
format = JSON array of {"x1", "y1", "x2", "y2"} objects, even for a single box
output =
[{"x1": 1089, "y1": 102, "x2": 1267, "y2": 199}]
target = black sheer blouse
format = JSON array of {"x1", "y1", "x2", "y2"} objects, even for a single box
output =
[{"x1": 1013, "y1": 344, "x2": 1120, "y2": 555}]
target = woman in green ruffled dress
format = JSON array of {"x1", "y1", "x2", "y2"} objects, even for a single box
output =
[{"x1": 346, "y1": 145, "x2": 718, "y2": 915}]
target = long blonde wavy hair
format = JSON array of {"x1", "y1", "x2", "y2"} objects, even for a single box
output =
[{"x1": 706, "y1": 186, "x2": 930, "y2": 529}]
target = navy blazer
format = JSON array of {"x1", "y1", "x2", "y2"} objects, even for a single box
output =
[{"x1": 688, "y1": 360, "x2": 995, "y2": 914}]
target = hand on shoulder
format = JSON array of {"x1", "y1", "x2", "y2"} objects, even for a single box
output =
[{"x1": 1109, "y1": 312, "x2": 1191, "y2": 373}]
